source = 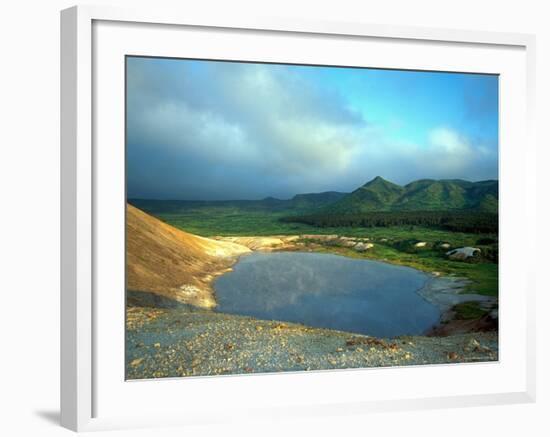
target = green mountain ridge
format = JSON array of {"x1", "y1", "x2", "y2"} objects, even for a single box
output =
[
  {"x1": 129, "y1": 177, "x2": 498, "y2": 218},
  {"x1": 323, "y1": 176, "x2": 498, "y2": 214}
]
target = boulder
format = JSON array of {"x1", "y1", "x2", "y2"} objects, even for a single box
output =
[
  {"x1": 446, "y1": 247, "x2": 481, "y2": 260},
  {"x1": 354, "y1": 242, "x2": 374, "y2": 252},
  {"x1": 340, "y1": 239, "x2": 357, "y2": 248}
]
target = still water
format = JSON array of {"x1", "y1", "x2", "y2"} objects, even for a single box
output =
[{"x1": 214, "y1": 252, "x2": 440, "y2": 337}]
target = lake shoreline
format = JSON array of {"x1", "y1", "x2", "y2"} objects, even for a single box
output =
[
  {"x1": 417, "y1": 275, "x2": 498, "y2": 336},
  {"x1": 126, "y1": 243, "x2": 498, "y2": 379},
  {"x1": 209, "y1": 235, "x2": 498, "y2": 336}
]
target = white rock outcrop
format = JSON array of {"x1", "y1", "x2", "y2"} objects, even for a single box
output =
[
  {"x1": 354, "y1": 242, "x2": 374, "y2": 252},
  {"x1": 446, "y1": 247, "x2": 481, "y2": 260}
]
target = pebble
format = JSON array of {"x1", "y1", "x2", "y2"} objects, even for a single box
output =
[{"x1": 130, "y1": 358, "x2": 144, "y2": 367}]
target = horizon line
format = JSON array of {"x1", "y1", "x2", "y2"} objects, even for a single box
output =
[{"x1": 127, "y1": 176, "x2": 499, "y2": 203}]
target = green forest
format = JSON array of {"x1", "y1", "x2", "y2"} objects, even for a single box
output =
[{"x1": 280, "y1": 210, "x2": 498, "y2": 234}]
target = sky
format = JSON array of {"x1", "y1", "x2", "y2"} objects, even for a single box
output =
[{"x1": 126, "y1": 56, "x2": 498, "y2": 200}]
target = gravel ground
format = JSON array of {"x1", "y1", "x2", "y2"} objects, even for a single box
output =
[{"x1": 126, "y1": 304, "x2": 498, "y2": 380}]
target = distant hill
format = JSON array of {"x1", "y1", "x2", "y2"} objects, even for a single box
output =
[
  {"x1": 129, "y1": 191, "x2": 346, "y2": 215},
  {"x1": 324, "y1": 177, "x2": 498, "y2": 214},
  {"x1": 289, "y1": 191, "x2": 347, "y2": 210}
]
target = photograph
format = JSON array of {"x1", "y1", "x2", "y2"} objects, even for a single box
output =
[
  {"x1": 0, "y1": 0, "x2": 543, "y2": 434},
  {"x1": 125, "y1": 56, "x2": 499, "y2": 379}
]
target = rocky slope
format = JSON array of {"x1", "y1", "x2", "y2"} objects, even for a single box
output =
[{"x1": 126, "y1": 204, "x2": 250, "y2": 308}]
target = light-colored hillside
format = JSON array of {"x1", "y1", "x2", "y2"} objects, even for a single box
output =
[{"x1": 126, "y1": 204, "x2": 250, "y2": 308}]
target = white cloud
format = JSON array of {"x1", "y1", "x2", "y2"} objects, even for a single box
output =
[{"x1": 428, "y1": 127, "x2": 472, "y2": 156}]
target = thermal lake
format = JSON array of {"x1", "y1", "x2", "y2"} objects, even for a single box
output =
[{"x1": 214, "y1": 252, "x2": 441, "y2": 338}]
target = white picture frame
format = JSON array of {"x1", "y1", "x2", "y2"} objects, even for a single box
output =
[{"x1": 60, "y1": 4, "x2": 537, "y2": 432}]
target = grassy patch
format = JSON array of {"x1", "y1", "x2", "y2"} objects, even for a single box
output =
[
  {"x1": 453, "y1": 302, "x2": 489, "y2": 320},
  {"x1": 154, "y1": 209, "x2": 315, "y2": 236}
]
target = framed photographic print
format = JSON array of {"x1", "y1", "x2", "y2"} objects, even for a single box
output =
[{"x1": 61, "y1": 5, "x2": 536, "y2": 432}]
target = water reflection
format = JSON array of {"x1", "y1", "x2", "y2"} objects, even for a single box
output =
[{"x1": 214, "y1": 252, "x2": 441, "y2": 337}]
